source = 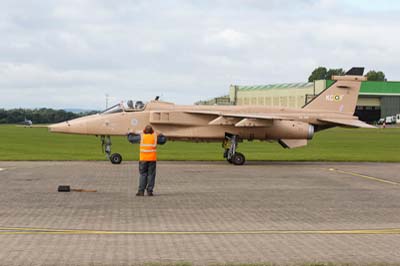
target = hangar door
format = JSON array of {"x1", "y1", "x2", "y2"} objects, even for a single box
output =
[
  {"x1": 354, "y1": 97, "x2": 381, "y2": 122},
  {"x1": 381, "y1": 96, "x2": 400, "y2": 118}
]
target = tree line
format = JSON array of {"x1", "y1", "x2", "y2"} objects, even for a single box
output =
[
  {"x1": 308, "y1": 67, "x2": 386, "y2": 82},
  {"x1": 0, "y1": 108, "x2": 97, "y2": 124}
]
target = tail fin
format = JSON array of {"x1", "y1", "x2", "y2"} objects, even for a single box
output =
[{"x1": 303, "y1": 67, "x2": 366, "y2": 114}]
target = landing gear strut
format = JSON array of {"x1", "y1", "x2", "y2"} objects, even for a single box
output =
[
  {"x1": 222, "y1": 133, "x2": 246, "y2": 165},
  {"x1": 101, "y1": 135, "x2": 122, "y2": 164}
]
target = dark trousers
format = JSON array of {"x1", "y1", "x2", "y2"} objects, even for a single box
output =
[{"x1": 138, "y1": 161, "x2": 156, "y2": 192}]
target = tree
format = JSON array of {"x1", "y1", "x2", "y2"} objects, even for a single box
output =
[
  {"x1": 308, "y1": 67, "x2": 346, "y2": 82},
  {"x1": 308, "y1": 67, "x2": 327, "y2": 82},
  {"x1": 365, "y1": 70, "x2": 386, "y2": 81},
  {"x1": 0, "y1": 108, "x2": 93, "y2": 124},
  {"x1": 325, "y1": 68, "x2": 345, "y2": 79}
]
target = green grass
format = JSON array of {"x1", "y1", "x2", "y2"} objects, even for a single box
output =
[
  {"x1": 209, "y1": 264, "x2": 396, "y2": 266},
  {"x1": 0, "y1": 124, "x2": 399, "y2": 162},
  {"x1": 103, "y1": 263, "x2": 399, "y2": 266}
]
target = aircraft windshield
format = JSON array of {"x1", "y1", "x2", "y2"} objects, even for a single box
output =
[
  {"x1": 101, "y1": 103, "x2": 123, "y2": 114},
  {"x1": 101, "y1": 100, "x2": 145, "y2": 114}
]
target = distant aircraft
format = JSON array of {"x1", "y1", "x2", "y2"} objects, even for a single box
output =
[
  {"x1": 49, "y1": 67, "x2": 374, "y2": 165},
  {"x1": 20, "y1": 118, "x2": 33, "y2": 127}
]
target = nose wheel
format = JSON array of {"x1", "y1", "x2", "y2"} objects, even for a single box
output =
[
  {"x1": 222, "y1": 133, "x2": 246, "y2": 165},
  {"x1": 101, "y1": 135, "x2": 123, "y2": 164},
  {"x1": 110, "y1": 153, "x2": 122, "y2": 164}
]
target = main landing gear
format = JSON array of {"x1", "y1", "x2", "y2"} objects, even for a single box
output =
[
  {"x1": 222, "y1": 133, "x2": 246, "y2": 165},
  {"x1": 101, "y1": 135, "x2": 122, "y2": 164}
]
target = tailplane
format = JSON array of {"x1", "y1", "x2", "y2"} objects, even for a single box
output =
[{"x1": 303, "y1": 67, "x2": 366, "y2": 114}]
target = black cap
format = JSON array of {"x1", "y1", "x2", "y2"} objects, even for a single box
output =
[{"x1": 345, "y1": 67, "x2": 364, "y2": 76}]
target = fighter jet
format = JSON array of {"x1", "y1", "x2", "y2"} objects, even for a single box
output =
[
  {"x1": 49, "y1": 67, "x2": 373, "y2": 165},
  {"x1": 20, "y1": 117, "x2": 33, "y2": 127}
]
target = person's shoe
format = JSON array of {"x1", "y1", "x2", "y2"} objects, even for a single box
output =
[
  {"x1": 147, "y1": 191, "x2": 154, "y2": 196},
  {"x1": 136, "y1": 191, "x2": 144, "y2": 196}
]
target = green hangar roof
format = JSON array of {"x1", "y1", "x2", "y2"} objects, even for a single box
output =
[
  {"x1": 360, "y1": 81, "x2": 400, "y2": 95},
  {"x1": 326, "y1": 80, "x2": 400, "y2": 95},
  {"x1": 237, "y1": 82, "x2": 313, "y2": 91},
  {"x1": 236, "y1": 80, "x2": 400, "y2": 95}
]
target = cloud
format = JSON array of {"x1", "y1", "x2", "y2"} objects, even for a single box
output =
[
  {"x1": 0, "y1": 0, "x2": 398, "y2": 109},
  {"x1": 204, "y1": 29, "x2": 249, "y2": 49}
]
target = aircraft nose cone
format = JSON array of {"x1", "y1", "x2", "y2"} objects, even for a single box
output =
[
  {"x1": 48, "y1": 119, "x2": 87, "y2": 134},
  {"x1": 48, "y1": 121, "x2": 70, "y2": 133}
]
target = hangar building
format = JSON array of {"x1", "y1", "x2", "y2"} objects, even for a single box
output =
[{"x1": 197, "y1": 80, "x2": 400, "y2": 122}]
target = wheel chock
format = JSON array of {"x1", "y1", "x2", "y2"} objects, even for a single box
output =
[
  {"x1": 57, "y1": 185, "x2": 97, "y2": 192},
  {"x1": 58, "y1": 185, "x2": 71, "y2": 192}
]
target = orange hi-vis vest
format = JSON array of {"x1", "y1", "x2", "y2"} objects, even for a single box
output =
[{"x1": 139, "y1": 133, "x2": 157, "y2": 161}]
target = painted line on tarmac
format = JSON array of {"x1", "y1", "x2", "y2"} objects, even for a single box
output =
[
  {"x1": 1, "y1": 227, "x2": 400, "y2": 235},
  {"x1": 0, "y1": 227, "x2": 80, "y2": 232},
  {"x1": 0, "y1": 167, "x2": 15, "y2": 172},
  {"x1": 328, "y1": 168, "x2": 400, "y2": 186}
]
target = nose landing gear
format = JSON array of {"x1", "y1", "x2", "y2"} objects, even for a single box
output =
[
  {"x1": 101, "y1": 135, "x2": 122, "y2": 164},
  {"x1": 222, "y1": 133, "x2": 246, "y2": 165},
  {"x1": 110, "y1": 153, "x2": 122, "y2": 164}
]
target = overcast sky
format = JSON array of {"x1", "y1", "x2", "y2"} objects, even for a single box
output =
[{"x1": 0, "y1": 0, "x2": 399, "y2": 109}]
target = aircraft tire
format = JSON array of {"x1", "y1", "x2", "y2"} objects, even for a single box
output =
[
  {"x1": 232, "y1": 153, "x2": 245, "y2": 166},
  {"x1": 110, "y1": 153, "x2": 122, "y2": 164},
  {"x1": 227, "y1": 158, "x2": 233, "y2": 164}
]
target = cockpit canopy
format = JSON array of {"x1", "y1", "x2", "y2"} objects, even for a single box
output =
[{"x1": 101, "y1": 100, "x2": 145, "y2": 114}]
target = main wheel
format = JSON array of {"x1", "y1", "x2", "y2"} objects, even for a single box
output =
[
  {"x1": 231, "y1": 152, "x2": 245, "y2": 165},
  {"x1": 227, "y1": 158, "x2": 233, "y2": 164},
  {"x1": 110, "y1": 153, "x2": 122, "y2": 164}
]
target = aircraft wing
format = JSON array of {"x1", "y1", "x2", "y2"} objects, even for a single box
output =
[
  {"x1": 318, "y1": 118, "x2": 376, "y2": 128},
  {"x1": 185, "y1": 110, "x2": 285, "y2": 120},
  {"x1": 172, "y1": 111, "x2": 375, "y2": 128},
  {"x1": 184, "y1": 110, "x2": 287, "y2": 127}
]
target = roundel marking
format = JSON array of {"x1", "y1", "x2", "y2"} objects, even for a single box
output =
[{"x1": 131, "y1": 118, "x2": 138, "y2": 126}]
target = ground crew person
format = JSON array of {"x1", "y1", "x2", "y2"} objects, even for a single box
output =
[{"x1": 136, "y1": 125, "x2": 158, "y2": 196}]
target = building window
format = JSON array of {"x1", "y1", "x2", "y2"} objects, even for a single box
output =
[
  {"x1": 280, "y1": 97, "x2": 287, "y2": 107},
  {"x1": 289, "y1": 96, "x2": 295, "y2": 107},
  {"x1": 297, "y1": 96, "x2": 305, "y2": 107},
  {"x1": 258, "y1": 97, "x2": 265, "y2": 105},
  {"x1": 273, "y1": 97, "x2": 279, "y2": 106},
  {"x1": 244, "y1": 97, "x2": 249, "y2": 105},
  {"x1": 265, "y1": 97, "x2": 271, "y2": 106},
  {"x1": 251, "y1": 97, "x2": 257, "y2": 105}
]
